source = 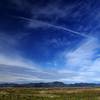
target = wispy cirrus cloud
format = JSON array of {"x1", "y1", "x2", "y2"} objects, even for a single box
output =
[
  {"x1": 66, "y1": 37, "x2": 98, "y2": 69},
  {"x1": 0, "y1": 0, "x2": 100, "y2": 83},
  {"x1": 0, "y1": 73, "x2": 44, "y2": 83},
  {"x1": 58, "y1": 37, "x2": 100, "y2": 83},
  {"x1": 0, "y1": 54, "x2": 38, "y2": 70},
  {"x1": 12, "y1": 15, "x2": 88, "y2": 38}
]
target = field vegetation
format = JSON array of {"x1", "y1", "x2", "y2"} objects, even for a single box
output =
[{"x1": 0, "y1": 87, "x2": 100, "y2": 100}]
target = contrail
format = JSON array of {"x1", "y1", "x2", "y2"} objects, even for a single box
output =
[{"x1": 11, "y1": 15, "x2": 89, "y2": 38}]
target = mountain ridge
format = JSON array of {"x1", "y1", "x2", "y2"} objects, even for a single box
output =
[{"x1": 0, "y1": 81, "x2": 100, "y2": 87}]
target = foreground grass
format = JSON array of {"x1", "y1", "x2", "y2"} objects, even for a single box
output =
[{"x1": 0, "y1": 87, "x2": 100, "y2": 100}]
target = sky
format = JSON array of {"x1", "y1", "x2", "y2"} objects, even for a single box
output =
[{"x1": 0, "y1": 0, "x2": 100, "y2": 83}]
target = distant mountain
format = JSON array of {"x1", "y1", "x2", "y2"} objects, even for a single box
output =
[{"x1": 0, "y1": 82, "x2": 100, "y2": 87}]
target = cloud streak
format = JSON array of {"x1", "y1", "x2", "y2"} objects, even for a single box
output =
[
  {"x1": 60, "y1": 37, "x2": 100, "y2": 83},
  {"x1": 0, "y1": 54, "x2": 38, "y2": 70},
  {"x1": 66, "y1": 38, "x2": 98, "y2": 69},
  {"x1": 11, "y1": 15, "x2": 89, "y2": 38}
]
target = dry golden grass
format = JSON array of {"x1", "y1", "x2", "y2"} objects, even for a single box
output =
[{"x1": 0, "y1": 87, "x2": 100, "y2": 100}]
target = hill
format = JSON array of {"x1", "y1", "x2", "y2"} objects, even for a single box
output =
[{"x1": 0, "y1": 81, "x2": 100, "y2": 87}]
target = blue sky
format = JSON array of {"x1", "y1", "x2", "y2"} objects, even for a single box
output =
[{"x1": 0, "y1": 0, "x2": 100, "y2": 83}]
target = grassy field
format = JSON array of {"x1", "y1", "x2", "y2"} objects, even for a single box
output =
[{"x1": 0, "y1": 87, "x2": 100, "y2": 100}]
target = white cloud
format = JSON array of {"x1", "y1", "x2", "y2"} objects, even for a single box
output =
[
  {"x1": 0, "y1": 54, "x2": 38, "y2": 70},
  {"x1": 59, "y1": 37, "x2": 100, "y2": 83},
  {"x1": 0, "y1": 33, "x2": 99, "y2": 83},
  {"x1": 88, "y1": 58, "x2": 100, "y2": 72},
  {"x1": 66, "y1": 38, "x2": 98, "y2": 69},
  {"x1": 0, "y1": 73, "x2": 43, "y2": 83}
]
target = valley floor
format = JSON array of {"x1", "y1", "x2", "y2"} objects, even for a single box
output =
[{"x1": 0, "y1": 87, "x2": 100, "y2": 100}]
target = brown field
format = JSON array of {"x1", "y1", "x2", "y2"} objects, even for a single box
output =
[{"x1": 0, "y1": 87, "x2": 100, "y2": 100}]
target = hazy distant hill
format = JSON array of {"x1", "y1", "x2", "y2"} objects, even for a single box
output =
[{"x1": 0, "y1": 82, "x2": 99, "y2": 87}]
